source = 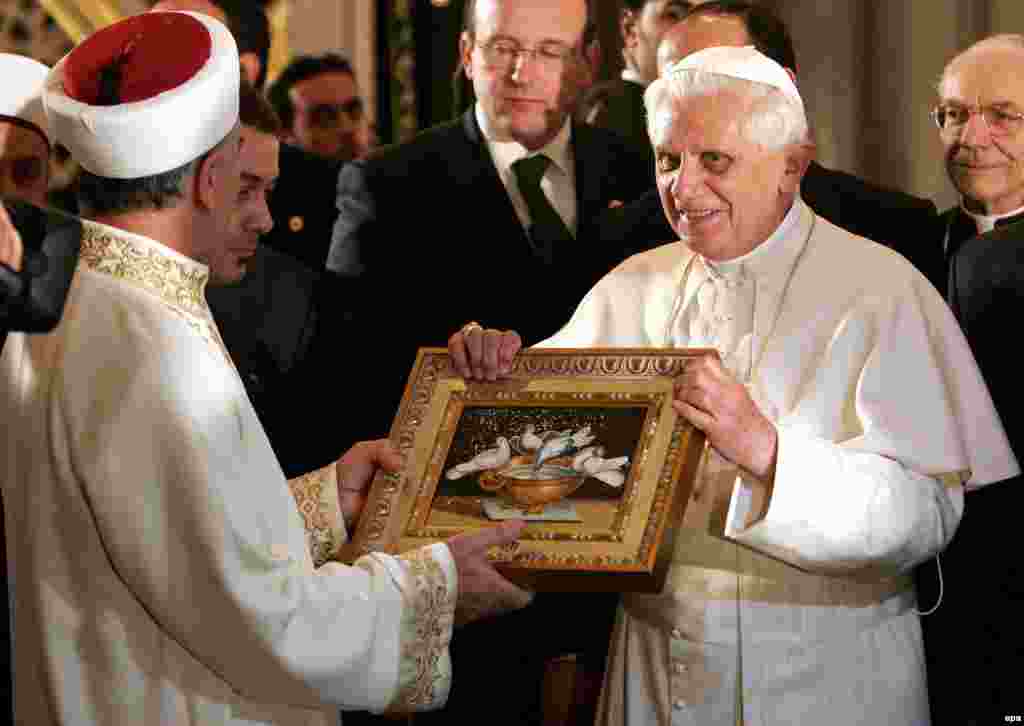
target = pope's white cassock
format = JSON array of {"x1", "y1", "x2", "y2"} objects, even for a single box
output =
[
  {"x1": 0, "y1": 222, "x2": 456, "y2": 725},
  {"x1": 538, "y1": 197, "x2": 1019, "y2": 725}
]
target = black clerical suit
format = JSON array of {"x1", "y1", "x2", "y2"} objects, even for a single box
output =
[
  {"x1": 327, "y1": 108, "x2": 654, "y2": 726},
  {"x1": 917, "y1": 215, "x2": 1024, "y2": 726},
  {"x1": 606, "y1": 161, "x2": 944, "y2": 285},
  {"x1": 262, "y1": 143, "x2": 343, "y2": 269}
]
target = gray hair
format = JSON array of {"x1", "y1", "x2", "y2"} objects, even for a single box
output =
[
  {"x1": 644, "y1": 71, "x2": 808, "y2": 150},
  {"x1": 938, "y1": 34, "x2": 1024, "y2": 95}
]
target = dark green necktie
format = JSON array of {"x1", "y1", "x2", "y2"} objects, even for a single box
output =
[{"x1": 511, "y1": 154, "x2": 572, "y2": 266}]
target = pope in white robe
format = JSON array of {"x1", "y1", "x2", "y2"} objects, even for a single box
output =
[{"x1": 450, "y1": 47, "x2": 1019, "y2": 725}]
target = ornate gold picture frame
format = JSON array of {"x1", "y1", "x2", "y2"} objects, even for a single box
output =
[{"x1": 343, "y1": 348, "x2": 707, "y2": 593}]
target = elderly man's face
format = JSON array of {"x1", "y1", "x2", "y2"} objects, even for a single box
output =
[
  {"x1": 461, "y1": 0, "x2": 589, "y2": 151},
  {"x1": 657, "y1": 13, "x2": 752, "y2": 76},
  {"x1": 651, "y1": 90, "x2": 800, "y2": 261},
  {"x1": 0, "y1": 121, "x2": 49, "y2": 206},
  {"x1": 624, "y1": 1, "x2": 692, "y2": 85},
  {"x1": 938, "y1": 44, "x2": 1024, "y2": 216}
]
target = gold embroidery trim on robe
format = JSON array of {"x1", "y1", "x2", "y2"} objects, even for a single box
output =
[
  {"x1": 79, "y1": 224, "x2": 209, "y2": 317},
  {"x1": 288, "y1": 464, "x2": 345, "y2": 567},
  {"x1": 390, "y1": 548, "x2": 455, "y2": 711},
  {"x1": 78, "y1": 223, "x2": 237, "y2": 366}
]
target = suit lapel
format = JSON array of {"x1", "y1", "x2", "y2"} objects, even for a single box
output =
[{"x1": 457, "y1": 110, "x2": 532, "y2": 251}]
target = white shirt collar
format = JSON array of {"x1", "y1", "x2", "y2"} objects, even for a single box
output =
[
  {"x1": 475, "y1": 102, "x2": 574, "y2": 178},
  {"x1": 961, "y1": 199, "x2": 1024, "y2": 234},
  {"x1": 695, "y1": 196, "x2": 805, "y2": 283},
  {"x1": 620, "y1": 68, "x2": 645, "y2": 85}
]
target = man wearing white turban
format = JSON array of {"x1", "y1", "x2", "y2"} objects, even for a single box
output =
[
  {"x1": 0, "y1": 11, "x2": 530, "y2": 726},
  {"x1": 449, "y1": 46, "x2": 1018, "y2": 725}
]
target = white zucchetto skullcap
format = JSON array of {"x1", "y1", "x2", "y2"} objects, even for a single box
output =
[
  {"x1": 665, "y1": 45, "x2": 804, "y2": 112},
  {"x1": 44, "y1": 11, "x2": 239, "y2": 179},
  {"x1": 0, "y1": 53, "x2": 51, "y2": 146}
]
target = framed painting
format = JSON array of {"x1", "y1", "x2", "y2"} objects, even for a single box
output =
[{"x1": 342, "y1": 347, "x2": 709, "y2": 593}]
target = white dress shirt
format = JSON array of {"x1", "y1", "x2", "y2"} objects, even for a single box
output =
[{"x1": 475, "y1": 103, "x2": 577, "y2": 236}]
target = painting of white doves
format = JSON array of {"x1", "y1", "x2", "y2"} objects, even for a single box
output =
[
  {"x1": 351, "y1": 349, "x2": 709, "y2": 591},
  {"x1": 431, "y1": 405, "x2": 647, "y2": 525},
  {"x1": 444, "y1": 436, "x2": 512, "y2": 480}
]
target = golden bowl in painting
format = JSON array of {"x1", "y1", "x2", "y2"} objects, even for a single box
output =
[{"x1": 477, "y1": 455, "x2": 585, "y2": 513}]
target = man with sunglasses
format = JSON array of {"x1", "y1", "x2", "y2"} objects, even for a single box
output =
[
  {"x1": 269, "y1": 53, "x2": 370, "y2": 165},
  {"x1": 920, "y1": 34, "x2": 1024, "y2": 726},
  {"x1": 265, "y1": 53, "x2": 363, "y2": 269}
]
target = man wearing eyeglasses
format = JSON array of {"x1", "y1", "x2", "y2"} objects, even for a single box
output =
[
  {"x1": 932, "y1": 35, "x2": 1024, "y2": 269},
  {"x1": 327, "y1": 0, "x2": 653, "y2": 443},
  {"x1": 919, "y1": 34, "x2": 1024, "y2": 726}
]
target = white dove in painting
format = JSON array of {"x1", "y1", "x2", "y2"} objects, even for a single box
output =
[
  {"x1": 582, "y1": 454, "x2": 630, "y2": 476},
  {"x1": 520, "y1": 425, "x2": 544, "y2": 452},
  {"x1": 572, "y1": 445, "x2": 602, "y2": 471},
  {"x1": 572, "y1": 445, "x2": 630, "y2": 488},
  {"x1": 445, "y1": 436, "x2": 512, "y2": 480}
]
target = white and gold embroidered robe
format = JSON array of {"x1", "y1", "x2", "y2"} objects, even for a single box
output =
[
  {"x1": 0, "y1": 222, "x2": 456, "y2": 726},
  {"x1": 539, "y1": 199, "x2": 1019, "y2": 725}
]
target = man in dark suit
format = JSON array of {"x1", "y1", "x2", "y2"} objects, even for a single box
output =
[
  {"x1": 208, "y1": 2, "x2": 346, "y2": 271},
  {"x1": 918, "y1": 35, "x2": 1024, "y2": 726},
  {"x1": 612, "y1": 0, "x2": 944, "y2": 285},
  {"x1": 262, "y1": 145, "x2": 342, "y2": 269},
  {"x1": 328, "y1": 0, "x2": 654, "y2": 419},
  {"x1": 328, "y1": 1, "x2": 653, "y2": 723},
  {"x1": 578, "y1": 0, "x2": 693, "y2": 164},
  {"x1": 204, "y1": 80, "x2": 363, "y2": 479}
]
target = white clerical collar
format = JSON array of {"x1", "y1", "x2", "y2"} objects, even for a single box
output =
[
  {"x1": 475, "y1": 102, "x2": 574, "y2": 178},
  {"x1": 700, "y1": 196, "x2": 806, "y2": 282},
  {"x1": 961, "y1": 200, "x2": 1024, "y2": 234},
  {"x1": 621, "y1": 68, "x2": 645, "y2": 85},
  {"x1": 675, "y1": 197, "x2": 810, "y2": 343}
]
